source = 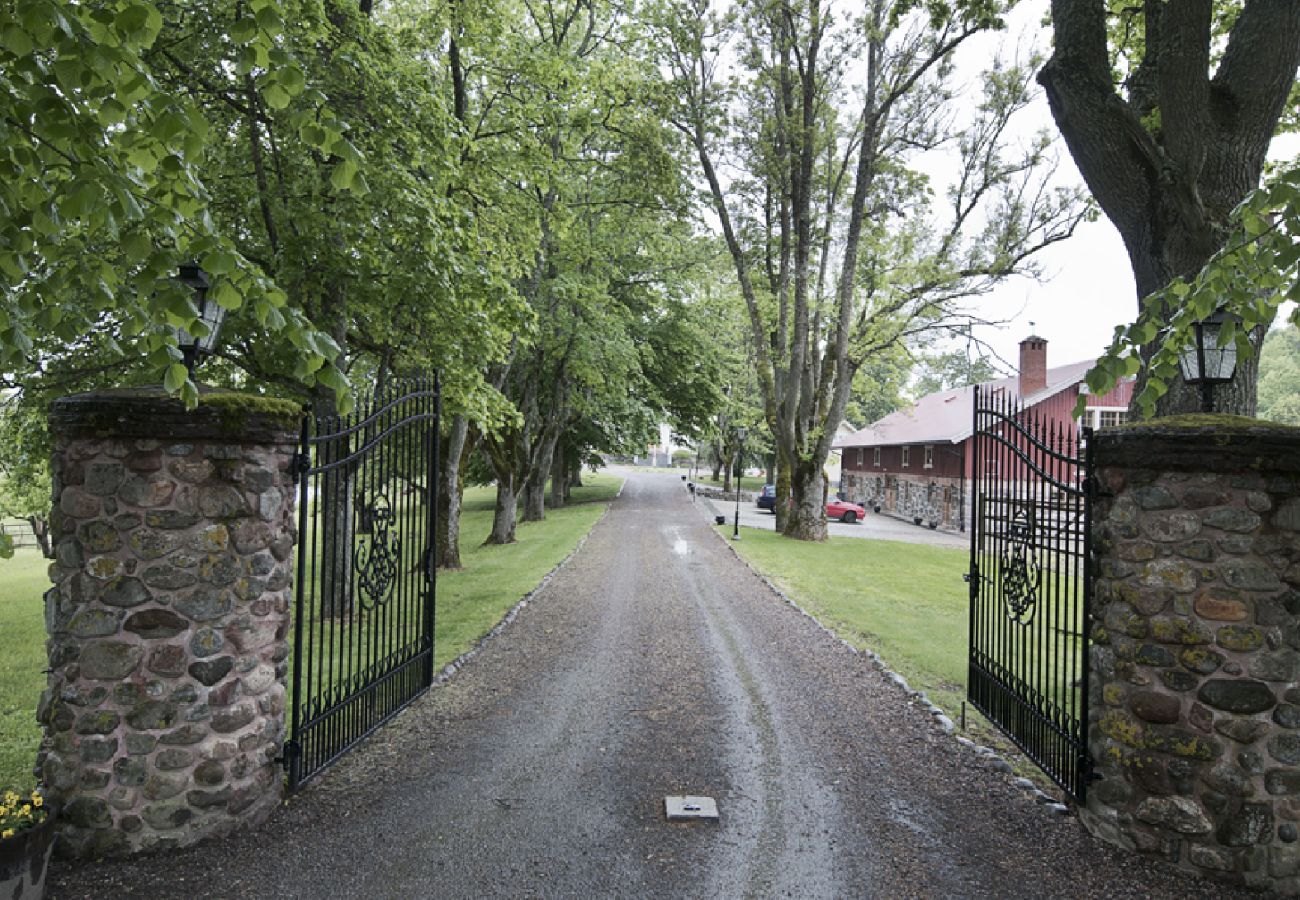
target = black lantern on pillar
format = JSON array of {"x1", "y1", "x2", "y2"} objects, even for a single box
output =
[
  {"x1": 175, "y1": 263, "x2": 225, "y2": 377},
  {"x1": 1178, "y1": 307, "x2": 1240, "y2": 412}
]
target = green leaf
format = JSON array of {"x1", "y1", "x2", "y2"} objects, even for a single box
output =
[
  {"x1": 330, "y1": 159, "x2": 357, "y2": 191},
  {"x1": 263, "y1": 83, "x2": 290, "y2": 110},
  {"x1": 231, "y1": 18, "x2": 258, "y2": 45},
  {"x1": 163, "y1": 362, "x2": 188, "y2": 392},
  {"x1": 1, "y1": 25, "x2": 33, "y2": 57},
  {"x1": 210, "y1": 278, "x2": 242, "y2": 310}
]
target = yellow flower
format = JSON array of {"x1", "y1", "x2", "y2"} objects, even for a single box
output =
[
  {"x1": 31, "y1": 795, "x2": 42, "y2": 808},
  {"x1": 19, "y1": 805, "x2": 30, "y2": 816},
  {"x1": 1, "y1": 829, "x2": 13, "y2": 840},
  {"x1": 2, "y1": 791, "x2": 17, "y2": 806}
]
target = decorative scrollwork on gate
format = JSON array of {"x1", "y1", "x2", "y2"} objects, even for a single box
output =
[
  {"x1": 355, "y1": 493, "x2": 401, "y2": 608},
  {"x1": 1000, "y1": 505, "x2": 1041, "y2": 623}
]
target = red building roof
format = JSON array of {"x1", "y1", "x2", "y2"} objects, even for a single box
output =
[{"x1": 835, "y1": 359, "x2": 1099, "y2": 449}]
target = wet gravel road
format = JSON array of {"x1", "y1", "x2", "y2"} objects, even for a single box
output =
[{"x1": 51, "y1": 471, "x2": 1254, "y2": 898}]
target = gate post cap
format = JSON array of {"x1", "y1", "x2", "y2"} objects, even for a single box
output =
[
  {"x1": 1095, "y1": 416, "x2": 1300, "y2": 474},
  {"x1": 50, "y1": 386, "x2": 301, "y2": 444}
]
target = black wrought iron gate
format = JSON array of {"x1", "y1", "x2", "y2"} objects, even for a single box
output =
[
  {"x1": 286, "y1": 375, "x2": 439, "y2": 792},
  {"x1": 967, "y1": 386, "x2": 1093, "y2": 801}
]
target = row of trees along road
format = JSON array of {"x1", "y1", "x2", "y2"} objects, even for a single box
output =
[
  {"x1": 0, "y1": 0, "x2": 721, "y2": 565},
  {"x1": 1, "y1": 0, "x2": 1298, "y2": 548}
]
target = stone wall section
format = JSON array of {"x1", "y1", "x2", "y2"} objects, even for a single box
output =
[
  {"x1": 38, "y1": 391, "x2": 298, "y2": 857},
  {"x1": 1085, "y1": 424, "x2": 1300, "y2": 891}
]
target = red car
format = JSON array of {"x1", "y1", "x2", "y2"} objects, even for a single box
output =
[{"x1": 826, "y1": 498, "x2": 866, "y2": 523}]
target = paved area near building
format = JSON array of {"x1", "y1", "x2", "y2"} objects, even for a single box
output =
[
  {"x1": 50, "y1": 472, "x2": 1246, "y2": 898},
  {"x1": 685, "y1": 473, "x2": 967, "y2": 549}
]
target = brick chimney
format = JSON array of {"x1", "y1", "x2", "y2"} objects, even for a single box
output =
[{"x1": 1018, "y1": 335, "x2": 1047, "y2": 396}]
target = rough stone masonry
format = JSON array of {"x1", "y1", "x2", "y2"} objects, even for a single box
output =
[
  {"x1": 37, "y1": 388, "x2": 299, "y2": 858},
  {"x1": 1086, "y1": 419, "x2": 1300, "y2": 892}
]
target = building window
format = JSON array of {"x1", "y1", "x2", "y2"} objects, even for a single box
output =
[
  {"x1": 857, "y1": 448, "x2": 864, "y2": 467},
  {"x1": 901, "y1": 446, "x2": 910, "y2": 468},
  {"x1": 924, "y1": 445, "x2": 934, "y2": 468},
  {"x1": 873, "y1": 447, "x2": 881, "y2": 467},
  {"x1": 1098, "y1": 410, "x2": 1128, "y2": 428}
]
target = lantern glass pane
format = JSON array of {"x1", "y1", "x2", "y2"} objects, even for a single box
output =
[
  {"x1": 196, "y1": 302, "x2": 226, "y2": 353},
  {"x1": 1201, "y1": 325, "x2": 1237, "y2": 381},
  {"x1": 1178, "y1": 322, "x2": 1205, "y2": 382}
]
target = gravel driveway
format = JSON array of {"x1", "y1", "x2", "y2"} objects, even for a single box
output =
[{"x1": 49, "y1": 472, "x2": 1251, "y2": 898}]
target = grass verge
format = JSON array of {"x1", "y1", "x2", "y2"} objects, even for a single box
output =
[
  {"x1": 0, "y1": 550, "x2": 50, "y2": 794},
  {"x1": 0, "y1": 473, "x2": 622, "y2": 793}
]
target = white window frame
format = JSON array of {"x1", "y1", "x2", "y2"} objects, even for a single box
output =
[
  {"x1": 901, "y1": 446, "x2": 910, "y2": 468},
  {"x1": 923, "y1": 445, "x2": 934, "y2": 469},
  {"x1": 1089, "y1": 407, "x2": 1129, "y2": 429},
  {"x1": 873, "y1": 447, "x2": 881, "y2": 467}
]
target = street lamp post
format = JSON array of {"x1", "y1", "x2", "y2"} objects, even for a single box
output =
[
  {"x1": 1177, "y1": 307, "x2": 1240, "y2": 412},
  {"x1": 732, "y1": 426, "x2": 747, "y2": 541}
]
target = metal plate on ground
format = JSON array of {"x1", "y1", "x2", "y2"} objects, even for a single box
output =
[{"x1": 665, "y1": 795, "x2": 719, "y2": 821}]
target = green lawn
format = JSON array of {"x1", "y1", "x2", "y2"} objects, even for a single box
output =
[
  {"x1": 0, "y1": 549, "x2": 50, "y2": 794},
  {"x1": 0, "y1": 474, "x2": 622, "y2": 793}
]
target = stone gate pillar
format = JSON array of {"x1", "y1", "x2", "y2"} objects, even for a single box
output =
[
  {"x1": 38, "y1": 388, "x2": 300, "y2": 857},
  {"x1": 1086, "y1": 419, "x2": 1300, "y2": 891}
]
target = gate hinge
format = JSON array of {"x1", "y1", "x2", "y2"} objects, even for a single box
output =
[
  {"x1": 277, "y1": 740, "x2": 301, "y2": 770},
  {"x1": 290, "y1": 451, "x2": 310, "y2": 484}
]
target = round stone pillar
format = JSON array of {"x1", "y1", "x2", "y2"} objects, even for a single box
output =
[
  {"x1": 1086, "y1": 419, "x2": 1300, "y2": 891},
  {"x1": 39, "y1": 388, "x2": 300, "y2": 857}
]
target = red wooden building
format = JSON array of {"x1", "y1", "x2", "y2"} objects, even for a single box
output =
[{"x1": 834, "y1": 336, "x2": 1133, "y2": 530}]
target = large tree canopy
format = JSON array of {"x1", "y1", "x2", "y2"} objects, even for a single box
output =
[
  {"x1": 1040, "y1": 0, "x2": 1300, "y2": 417},
  {"x1": 657, "y1": 0, "x2": 1088, "y2": 539},
  {"x1": 0, "y1": 0, "x2": 355, "y2": 404}
]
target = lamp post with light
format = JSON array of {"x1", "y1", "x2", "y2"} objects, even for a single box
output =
[
  {"x1": 732, "y1": 426, "x2": 747, "y2": 540},
  {"x1": 1177, "y1": 307, "x2": 1240, "y2": 413},
  {"x1": 175, "y1": 262, "x2": 227, "y2": 378}
]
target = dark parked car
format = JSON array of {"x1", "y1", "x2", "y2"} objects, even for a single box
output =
[{"x1": 756, "y1": 483, "x2": 777, "y2": 511}]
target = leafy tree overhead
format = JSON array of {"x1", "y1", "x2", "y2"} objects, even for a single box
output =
[
  {"x1": 657, "y1": 0, "x2": 1089, "y2": 540},
  {"x1": 1257, "y1": 325, "x2": 1300, "y2": 426},
  {"x1": 0, "y1": 0, "x2": 353, "y2": 405},
  {"x1": 1040, "y1": 0, "x2": 1300, "y2": 417}
]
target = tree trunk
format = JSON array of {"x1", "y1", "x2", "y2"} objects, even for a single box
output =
[
  {"x1": 28, "y1": 516, "x2": 51, "y2": 559},
  {"x1": 1039, "y1": 0, "x2": 1300, "y2": 417},
  {"x1": 570, "y1": 462, "x2": 582, "y2": 490},
  {"x1": 773, "y1": 451, "x2": 793, "y2": 533},
  {"x1": 435, "y1": 415, "x2": 470, "y2": 570},
  {"x1": 783, "y1": 459, "x2": 827, "y2": 541},
  {"x1": 549, "y1": 444, "x2": 566, "y2": 509},
  {"x1": 522, "y1": 433, "x2": 558, "y2": 523},
  {"x1": 313, "y1": 385, "x2": 354, "y2": 618},
  {"x1": 486, "y1": 474, "x2": 518, "y2": 545},
  {"x1": 522, "y1": 477, "x2": 546, "y2": 522}
]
